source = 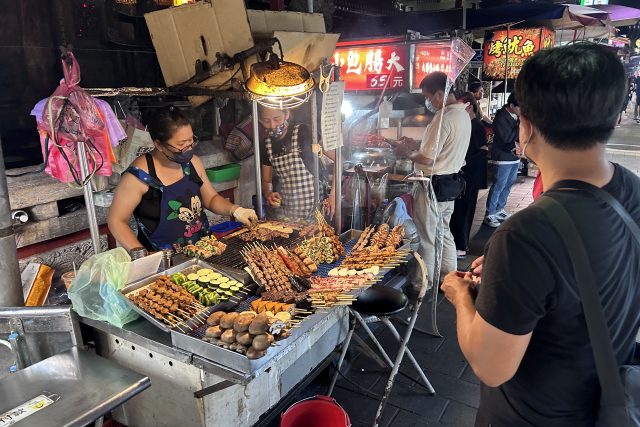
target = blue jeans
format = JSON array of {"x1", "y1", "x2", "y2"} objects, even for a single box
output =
[{"x1": 486, "y1": 163, "x2": 519, "y2": 216}]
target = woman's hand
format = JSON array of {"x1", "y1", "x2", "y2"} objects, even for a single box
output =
[
  {"x1": 324, "y1": 188, "x2": 336, "y2": 219},
  {"x1": 232, "y1": 207, "x2": 258, "y2": 227},
  {"x1": 266, "y1": 192, "x2": 282, "y2": 207}
]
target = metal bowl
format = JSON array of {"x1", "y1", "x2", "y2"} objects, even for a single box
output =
[{"x1": 350, "y1": 148, "x2": 396, "y2": 168}]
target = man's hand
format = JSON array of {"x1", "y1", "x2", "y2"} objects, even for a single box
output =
[
  {"x1": 266, "y1": 192, "x2": 282, "y2": 207},
  {"x1": 392, "y1": 137, "x2": 419, "y2": 158},
  {"x1": 441, "y1": 271, "x2": 476, "y2": 306},
  {"x1": 470, "y1": 255, "x2": 484, "y2": 278}
]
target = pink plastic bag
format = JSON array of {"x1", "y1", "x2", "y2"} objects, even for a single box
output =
[{"x1": 38, "y1": 51, "x2": 112, "y2": 184}]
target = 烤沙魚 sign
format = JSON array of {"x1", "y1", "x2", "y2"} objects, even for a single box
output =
[{"x1": 483, "y1": 28, "x2": 555, "y2": 81}]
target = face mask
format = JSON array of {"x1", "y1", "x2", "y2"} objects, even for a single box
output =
[
  {"x1": 267, "y1": 120, "x2": 288, "y2": 139},
  {"x1": 521, "y1": 140, "x2": 536, "y2": 166},
  {"x1": 424, "y1": 99, "x2": 437, "y2": 114},
  {"x1": 164, "y1": 149, "x2": 194, "y2": 165}
]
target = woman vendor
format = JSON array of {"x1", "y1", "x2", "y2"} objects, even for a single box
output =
[
  {"x1": 259, "y1": 107, "x2": 335, "y2": 221},
  {"x1": 108, "y1": 106, "x2": 258, "y2": 252}
]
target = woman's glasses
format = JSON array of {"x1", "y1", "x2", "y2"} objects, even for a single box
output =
[{"x1": 167, "y1": 135, "x2": 199, "y2": 153}]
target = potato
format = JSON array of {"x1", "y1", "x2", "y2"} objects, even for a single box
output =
[
  {"x1": 233, "y1": 314, "x2": 254, "y2": 333},
  {"x1": 220, "y1": 329, "x2": 237, "y2": 344},
  {"x1": 206, "y1": 311, "x2": 226, "y2": 326},
  {"x1": 219, "y1": 312, "x2": 240, "y2": 329},
  {"x1": 205, "y1": 325, "x2": 223, "y2": 338},
  {"x1": 246, "y1": 347, "x2": 267, "y2": 360},
  {"x1": 248, "y1": 313, "x2": 270, "y2": 335},
  {"x1": 236, "y1": 331, "x2": 254, "y2": 346},
  {"x1": 252, "y1": 333, "x2": 274, "y2": 351}
]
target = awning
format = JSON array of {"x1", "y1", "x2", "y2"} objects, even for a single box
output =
[{"x1": 593, "y1": 5, "x2": 640, "y2": 27}]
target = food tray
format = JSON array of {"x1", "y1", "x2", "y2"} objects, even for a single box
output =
[
  {"x1": 170, "y1": 309, "x2": 326, "y2": 375},
  {"x1": 120, "y1": 259, "x2": 252, "y2": 333}
]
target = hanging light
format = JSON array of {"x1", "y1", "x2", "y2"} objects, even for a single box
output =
[{"x1": 245, "y1": 53, "x2": 315, "y2": 109}]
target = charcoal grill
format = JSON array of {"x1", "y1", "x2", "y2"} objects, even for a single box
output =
[{"x1": 204, "y1": 231, "x2": 306, "y2": 283}]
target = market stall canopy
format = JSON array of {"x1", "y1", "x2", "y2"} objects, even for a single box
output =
[
  {"x1": 528, "y1": 4, "x2": 615, "y2": 41},
  {"x1": 593, "y1": 4, "x2": 640, "y2": 27}
]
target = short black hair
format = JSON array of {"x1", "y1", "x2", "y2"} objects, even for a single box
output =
[
  {"x1": 457, "y1": 92, "x2": 478, "y2": 114},
  {"x1": 147, "y1": 105, "x2": 193, "y2": 144},
  {"x1": 507, "y1": 93, "x2": 518, "y2": 107},
  {"x1": 419, "y1": 72, "x2": 448, "y2": 94},
  {"x1": 468, "y1": 82, "x2": 482, "y2": 93},
  {"x1": 515, "y1": 43, "x2": 626, "y2": 149}
]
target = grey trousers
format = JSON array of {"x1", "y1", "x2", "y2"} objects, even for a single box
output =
[{"x1": 411, "y1": 182, "x2": 457, "y2": 290}]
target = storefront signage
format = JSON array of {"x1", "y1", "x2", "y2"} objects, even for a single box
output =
[
  {"x1": 483, "y1": 28, "x2": 555, "y2": 81},
  {"x1": 331, "y1": 44, "x2": 408, "y2": 91},
  {"x1": 411, "y1": 43, "x2": 452, "y2": 90}
]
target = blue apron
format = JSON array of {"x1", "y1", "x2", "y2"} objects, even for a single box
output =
[{"x1": 126, "y1": 157, "x2": 209, "y2": 250}]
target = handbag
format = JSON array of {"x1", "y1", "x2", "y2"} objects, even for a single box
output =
[
  {"x1": 538, "y1": 180, "x2": 640, "y2": 427},
  {"x1": 431, "y1": 173, "x2": 466, "y2": 202}
]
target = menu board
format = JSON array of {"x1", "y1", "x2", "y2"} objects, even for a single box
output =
[{"x1": 321, "y1": 81, "x2": 345, "y2": 151}]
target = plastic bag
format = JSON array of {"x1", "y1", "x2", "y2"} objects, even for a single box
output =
[
  {"x1": 37, "y1": 51, "x2": 112, "y2": 185},
  {"x1": 68, "y1": 248, "x2": 139, "y2": 327}
]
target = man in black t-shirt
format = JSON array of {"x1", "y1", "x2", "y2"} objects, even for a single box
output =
[{"x1": 441, "y1": 44, "x2": 640, "y2": 426}]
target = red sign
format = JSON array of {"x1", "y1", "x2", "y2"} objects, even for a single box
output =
[
  {"x1": 331, "y1": 44, "x2": 408, "y2": 91},
  {"x1": 412, "y1": 43, "x2": 452, "y2": 90},
  {"x1": 483, "y1": 28, "x2": 555, "y2": 80}
]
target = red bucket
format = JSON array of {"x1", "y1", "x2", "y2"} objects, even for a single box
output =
[{"x1": 281, "y1": 395, "x2": 351, "y2": 427}]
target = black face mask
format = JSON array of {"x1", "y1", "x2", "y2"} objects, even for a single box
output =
[
  {"x1": 267, "y1": 120, "x2": 288, "y2": 139},
  {"x1": 164, "y1": 149, "x2": 194, "y2": 164}
]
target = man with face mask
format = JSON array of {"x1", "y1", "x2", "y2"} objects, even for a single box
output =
[
  {"x1": 392, "y1": 72, "x2": 471, "y2": 292},
  {"x1": 441, "y1": 43, "x2": 640, "y2": 427},
  {"x1": 259, "y1": 107, "x2": 335, "y2": 221}
]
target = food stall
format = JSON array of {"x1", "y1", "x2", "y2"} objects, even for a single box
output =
[
  {"x1": 79, "y1": 217, "x2": 412, "y2": 427},
  {"x1": 332, "y1": 37, "x2": 471, "y2": 229}
]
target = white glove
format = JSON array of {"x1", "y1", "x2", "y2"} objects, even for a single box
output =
[{"x1": 232, "y1": 207, "x2": 258, "y2": 227}]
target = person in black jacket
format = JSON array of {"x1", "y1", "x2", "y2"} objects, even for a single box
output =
[
  {"x1": 450, "y1": 92, "x2": 489, "y2": 257},
  {"x1": 484, "y1": 93, "x2": 520, "y2": 227}
]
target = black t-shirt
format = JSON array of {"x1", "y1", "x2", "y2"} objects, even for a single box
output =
[
  {"x1": 260, "y1": 124, "x2": 314, "y2": 173},
  {"x1": 475, "y1": 163, "x2": 640, "y2": 427}
]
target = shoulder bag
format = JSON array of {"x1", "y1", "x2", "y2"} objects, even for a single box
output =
[{"x1": 538, "y1": 180, "x2": 640, "y2": 427}]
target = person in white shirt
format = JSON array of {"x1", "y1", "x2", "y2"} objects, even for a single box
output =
[{"x1": 392, "y1": 72, "x2": 471, "y2": 292}]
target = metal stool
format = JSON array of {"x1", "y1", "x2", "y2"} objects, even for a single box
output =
[{"x1": 328, "y1": 253, "x2": 434, "y2": 427}]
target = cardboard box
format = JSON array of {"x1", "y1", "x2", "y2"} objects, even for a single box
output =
[
  {"x1": 247, "y1": 10, "x2": 326, "y2": 39},
  {"x1": 144, "y1": 0, "x2": 254, "y2": 89},
  {"x1": 273, "y1": 31, "x2": 340, "y2": 78}
]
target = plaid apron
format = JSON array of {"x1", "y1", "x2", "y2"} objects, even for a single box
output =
[{"x1": 266, "y1": 124, "x2": 315, "y2": 221}]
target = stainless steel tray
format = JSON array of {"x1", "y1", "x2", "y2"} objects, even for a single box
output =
[
  {"x1": 120, "y1": 259, "x2": 248, "y2": 333},
  {"x1": 170, "y1": 310, "x2": 326, "y2": 375}
]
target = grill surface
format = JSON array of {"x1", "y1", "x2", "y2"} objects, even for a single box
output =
[{"x1": 205, "y1": 231, "x2": 305, "y2": 272}]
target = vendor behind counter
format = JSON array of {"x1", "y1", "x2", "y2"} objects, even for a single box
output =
[{"x1": 107, "y1": 106, "x2": 258, "y2": 254}]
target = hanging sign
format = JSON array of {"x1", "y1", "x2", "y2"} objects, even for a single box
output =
[
  {"x1": 321, "y1": 81, "x2": 345, "y2": 151},
  {"x1": 483, "y1": 27, "x2": 555, "y2": 81},
  {"x1": 412, "y1": 44, "x2": 452, "y2": 90},
  {"x1": 331, "y1": 44, "x2": 408, "y2": 91}
]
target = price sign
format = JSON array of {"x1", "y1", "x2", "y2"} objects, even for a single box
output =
[{"x1": 331, "y1": 44, "x2": 408, "y2": 91}]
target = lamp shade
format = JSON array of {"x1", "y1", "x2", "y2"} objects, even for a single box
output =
[{"x1": 245, "y1": 56, "x2": 315, "y2": 109}]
